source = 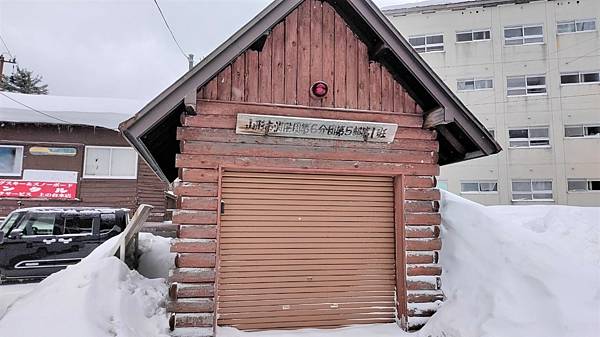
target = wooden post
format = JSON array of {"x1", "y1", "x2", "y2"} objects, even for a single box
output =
[{"x1": 394, "y1": 175, "x2": 408, "y2": 329}]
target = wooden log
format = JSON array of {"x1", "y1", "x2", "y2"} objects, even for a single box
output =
[
  {"x1": 405, "y1": 213, "x2": 442, "y2": 225},
  {"x1": 172, "y1": 284, "x2": 215, "y2": 299},
  {"x1": 182, "y1": 141, "x2": 436, "y2": 164},
  {"x1": 405, "y1": 188, "x2": 441, "y2": 201},
  {"x1": 176, "y1": 154, "x2": 440, "y2": 176},
  {"x1": 406, "y1": 238, "x2": 442, "y2": 251},
  {"x1": 171, "y1": 313, "x2": 214, "y2": 328},
  {"x1": 180, "y1": 168, "x2": 219, "y2": 183},
  {"x1": 169, "y1": 268, "x2": 216, "y2": 283},
  {"x1": 167, "y1": 299, "x2": 215, "y2": 313},
  {"x1": 407, "y1": 291, "x2": 444, "y2": 303},
  {"x1": 174, "y1": 183, "x2": 218, "y2": 197},
  {"x1": 179, "y1": 225, "x2": 217, "y2": 239},
  {"x1": 180, "y1": 197, "x2": 219, "y2": 211},
  {"x1": 171, "y1": 239, "x2": 217, "y2": 253},
  {"x1": 405, "y1": 200, "x2": 439, "y2": 213},
  {"x1": 176, "y1": 253, "x2": 216, "y2": 268},
  {"x1": 406, "y1": 226, "x2": 439, "y2": 239},
  {"x1": 407, "y1": 253, "x2": 434, "y2": 264},
  {"x1": 172, "y1": 210, "x2": 217, "y2": 225},
  {"x1": 405, "y1": 176, "x2": 435, "y2": 188}
]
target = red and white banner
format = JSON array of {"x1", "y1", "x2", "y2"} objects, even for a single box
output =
[{"x1": 0, "y1": 180, "x2": 78, "y2": 200}]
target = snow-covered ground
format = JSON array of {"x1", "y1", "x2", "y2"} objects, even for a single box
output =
[{"x1": 0, "y1": 193, "x2": 598, "y2": 337}]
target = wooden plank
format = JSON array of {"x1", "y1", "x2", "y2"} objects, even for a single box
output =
[
  {"x1": 218, "y1": 279, "x2": 395, "y2": 291},
  {"x1": 369, "y1": 63, "x2": 382, "y2": 111},
  {"x1": 171, "y1": 240, "x2": 217, "y2": 253},
  {"x1": 180, "y1": 168, "x2": 219, "y2": 183},
  {"x1": 204, "y1": 76, "x2": 218, "y2": 100},
  {"x1": 219, "y1": 300, "x2": 394, "y2": 313},
  {"x1": 231, "y1": 55, "x2": 245, "y2": 101},
  {"x1": 321, "y1": 2, "x2": 335, "y2": 108},
  {"x1": 296, "y1": 1, "x2": 311, "y2": 106},
  {"x1": 258, "y1": 34, "x2": 273, "y2": 103},
  {"x1": 346, "y1": 28, "x2": 358, "y2": 109},
  {"x1": 244, "y1": 50, "x2": 259, "y2": 102},
  {"x1": 179, "y1": 127, "x2": 437, "y2": 152},
  {"x1": 381, "y1": 66, "x2": 394, "y2": 112},
  {"x1": 180, "y1": 197, "x2": 219, "y2": 210},
  {"x1": 219, "y1": 263, "x2": 395, "y2": 274},
  {"x1": 309, "y1": 0, "x2": 323, "y2": 107},
  {"x1": 395, "y1": 176, "x2": 408, "y2": 327},
  {"x1": 333, "y1": 12, "x2": 346, "y2": 108},
  {"x1": 217, "y1": 65, "x2": 232, "y2": 101},
  {"x1": 221, "y1": 317, "x2": 394, "y2": 330},
  {"x1": 404, "y1": 89, "x2": 416, "y2": 114},
  {"x1": 218, "y1": 267, "x2": 395, "y2": 278},
  {"x1": 357, "y1": 40, "x2": 370, "y2": 110},
  {"x1": 172, "y1": 210, "x2": 217, "y2": 224},
  {"x1": 178, "y1": 225, "x2": 217, "y2": 239},
  {"x1": 284, "y1": 9, "x2": 298, "y2": 105},
  {"x1": 176, "y1": 154, "x2": 440, "y2": 176},
  {"x1": 393, "y1": 81, "x2": 404, "y2": 113},
  {"x1": 221, "y1": 176, "x2": 393, "y2": 186},
  {"x1": 405, "y1": 175, "x2": 435, "y2": 188},
  {"x1": 174, "y1": 183, "x2": 217, "y2": 197},
  {"x1": 218, "y1": 288, "x2": 394, "y2": 302},
  {"x1": 220, "y1": 228, "x2": 395, "y2": 235},
  {"x1": 271, "y1": 21, "x2": 285, "y2": 104},
  {"x1": 218, "y1": 284, "x2": 393, "y2": 296},
  {"x1": 218, "y1": 307, "x2": 395, "y2": 320},
  {"x1": 183, "y1": 141, "x2": 436, "y2": 164},
  {"x1": 405, "y1": 188, "x2": 441, "y2": 201}
]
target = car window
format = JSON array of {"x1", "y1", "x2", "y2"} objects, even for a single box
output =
[
  {"x1": 64, "y1": 217, "x2": 94, "y2": 235},
  {"x1": 99, "y1": 213, "x2": 117, "y2": 234},
  {"x1": 19, "y1": 213, "x2": 63, "y2": 236},
  {"x1": 1, "y1": 212, "x2": 21, "y2": 233}
]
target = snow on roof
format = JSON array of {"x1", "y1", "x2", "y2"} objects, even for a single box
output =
[
  {"x1": 382, "y1": 0, "x2": 481, "y2": 12},
  {"x1": 0, "y1": 92, "x2": 144, "y2": 130}
]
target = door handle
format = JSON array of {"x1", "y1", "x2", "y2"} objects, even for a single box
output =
[
  {"x1": 42, "y1": 238, "x2": 56, "y2": 245},
  {"x1": 58, "y1": 238, "x2": 73, "y2": 244}
]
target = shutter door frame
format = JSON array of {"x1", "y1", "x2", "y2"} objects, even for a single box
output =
[{"x1": 215, "y1": 169, "x2": 406, "y2": 331}]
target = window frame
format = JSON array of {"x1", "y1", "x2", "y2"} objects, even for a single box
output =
[
  {"x1": 511, "y1": 179, "x2": 554, "y2": 202},
  {"x1": 83, "y1": 146, "x2": 138, "y2": 180},
  {"x1": 564, "y1": 124, "x2": 600, "y2": 138},
  {"x1": 456, "y1": 29, "x2": 491, "y2": 43},
  {"x1": 457, "y1": 77, "x2": 494, "y2": 91},
  {"x1": 0, "y1": 145, "x2": 24, "y2": 177},
  {"x1": 408, "y1": 34, "x2": 445, "y2": 53},
  {"x1": 567, "y1": 179, "x2": 600, "y2": 193},
  {"x1": 557, "y1": 19, "x2": 597, "y2": 34},
  {"x1": 508, "y1": 127, "x2": 551, "y2": 148},
  {"x1": 504, "y1": 24, "x2": 544, "y2": 46},
  {"x1": 560, "y1": 71, "x2": 600, "y2": 85},
  {"x1": 506, "y1": 75, "x2": 547, "y2": 97},
  {"x1": 460, "y1": 180, "x2": 499, "y2": 194}
]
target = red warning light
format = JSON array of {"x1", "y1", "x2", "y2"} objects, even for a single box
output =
[{"x1": 310, "y1": 81, "x2": 329, "y2": 98}]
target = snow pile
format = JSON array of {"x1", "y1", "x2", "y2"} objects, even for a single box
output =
[
  {"x1": 219, "y1": 323, "x2": 409, "y2": 337},
  {"x1": 137, "y1": 233, "x2": 175, "y2": 279},
  {"x1": 420, "y1": 191, "x2": 600, "y2": 337},
  {"x1": 0, "y1": 233, "x2": 173, "y2": 337}
]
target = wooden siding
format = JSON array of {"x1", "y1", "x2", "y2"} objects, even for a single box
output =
[
  {"x1": 197, "y1": 0, "x2": 419, "y2": 114},
  {"x1": 0, "y1": 124, "x2": 166, "y2": 219}
]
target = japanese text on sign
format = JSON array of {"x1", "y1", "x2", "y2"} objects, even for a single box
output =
[
  {"x1": 0, "y1": 180, "x2": 78, "y2": 200},
  {"x1": 236, "y1": 114, "x2": 397, "y2": 143}
]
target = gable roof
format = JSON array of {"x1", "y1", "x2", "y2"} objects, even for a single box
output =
[{"x1": 120, "y1": 0, "x2": 501, "y2": 182}]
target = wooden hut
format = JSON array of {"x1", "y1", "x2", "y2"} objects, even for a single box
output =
[{"x1": 120, "y1": 0, "x2": 501, "y2": 335}]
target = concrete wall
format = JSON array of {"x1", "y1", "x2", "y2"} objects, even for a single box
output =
[{"x1": 386, "y1": 0, "x2": 600, "y2": 206}]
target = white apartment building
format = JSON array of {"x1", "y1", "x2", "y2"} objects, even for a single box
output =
[{"x1": 383, "y1": 0, "x2": 600, "y2": 206}]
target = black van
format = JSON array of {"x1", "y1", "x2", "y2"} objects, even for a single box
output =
[{"x1": 0, "y1": 207, "x2": 129, "y2": 283}]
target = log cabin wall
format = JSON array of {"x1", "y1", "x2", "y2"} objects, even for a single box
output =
[{"x1": 169, "y1": 0, "x2": 441, "y2": 334}]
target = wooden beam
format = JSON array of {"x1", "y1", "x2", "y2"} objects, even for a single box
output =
[
  {"x1": 394, "y1": 175, "x2": 408, "y2": 329},
  {"x1": 423, "y1": 107, "x2": 445, "y2": 129}
]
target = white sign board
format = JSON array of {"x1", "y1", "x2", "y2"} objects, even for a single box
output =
[
  {"x1": 22, "y1": 170, "x2": 78, "y2": 183},
  {"x1": 236, "y1": 114, "x2": 398, "y2": 143}
]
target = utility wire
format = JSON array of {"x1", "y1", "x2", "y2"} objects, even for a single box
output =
[
  {"x1": 0, "y1": 91, "x2": 71, "y2": 124},
  {"x1": 0, "y1": 33, "x2": 13, "y2": 59},
  {"x1": 152, "y1": 0, "x2": 189, "y2": 60}
]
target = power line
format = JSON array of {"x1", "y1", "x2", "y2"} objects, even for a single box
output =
[
  {"x1": 0, "y1": 91, "x2": 71, "y2": 124},
  {"x1": 152, "y1": 0, "x2": 189, "y2": 61},
  {"x1": 0, "y1": 33, "x2": 13, "y2": 59}
]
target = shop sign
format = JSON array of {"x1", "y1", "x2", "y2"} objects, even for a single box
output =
[{"x1": 0, "y1": 180, "x2": 78, "y2": 200}]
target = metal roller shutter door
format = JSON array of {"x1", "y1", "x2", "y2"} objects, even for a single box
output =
[{"x1": 217, "y1": 171, "x2": 397, "y2": 330}]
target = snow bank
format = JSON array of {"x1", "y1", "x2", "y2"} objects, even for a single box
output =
[
  {"x1": 0, "y1": 234, "x2": 172, "y2": 337},
  {"x1": 420, "y1": 191, "x2": 600, "y2": 337},
  {"x1": 137, "y1": 233, "x2": 176, "y2": 279}
]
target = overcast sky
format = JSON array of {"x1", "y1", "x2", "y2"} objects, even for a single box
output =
[{"x1": 0, "y1": 0, "x2": 425, "y2": 101}]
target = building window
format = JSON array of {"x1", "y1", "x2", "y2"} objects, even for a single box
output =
[
  {"x1": 560, "y1": 71, "x2": 600, "y2": 85},
  {"x1": 457, "y1": 78, "x2": 493, "y2": 91},
  {"x1": 456, "y1": 29, "x2": 491, "y2": 42},
  {"x1": 504, "y1": 25, "x2": 544, "y2": 45},
  {"x1": 461, "y1": 181, "x2": 498, "y2": 193},
  {"x1": 83, "y1": 146, "x2": 138, "y2": 179},
  {"x1": 568, "y1": 179, "x2": 600, "y2": 192},
  {"x1": 409, "y1": 34, "x2": 444, "y2": 53},
  {"x1": 507, "y1": 75, "x2": 546, "y2": 96},
  {"x1": 509, "y1": 127, "x2": 550, "y2": 148},
  {"x1": 557, "y1": 19, "x2": 597, "y2": 34},
  {"x1": 512, "y1": 179, "x2": 553, "y2": 201},
  {"x1": 565, "y1": 125, "x2": 600, "y2": 138},
  {"x1": 0, "y1": 145, "x2": 24, "y2": 176}
]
